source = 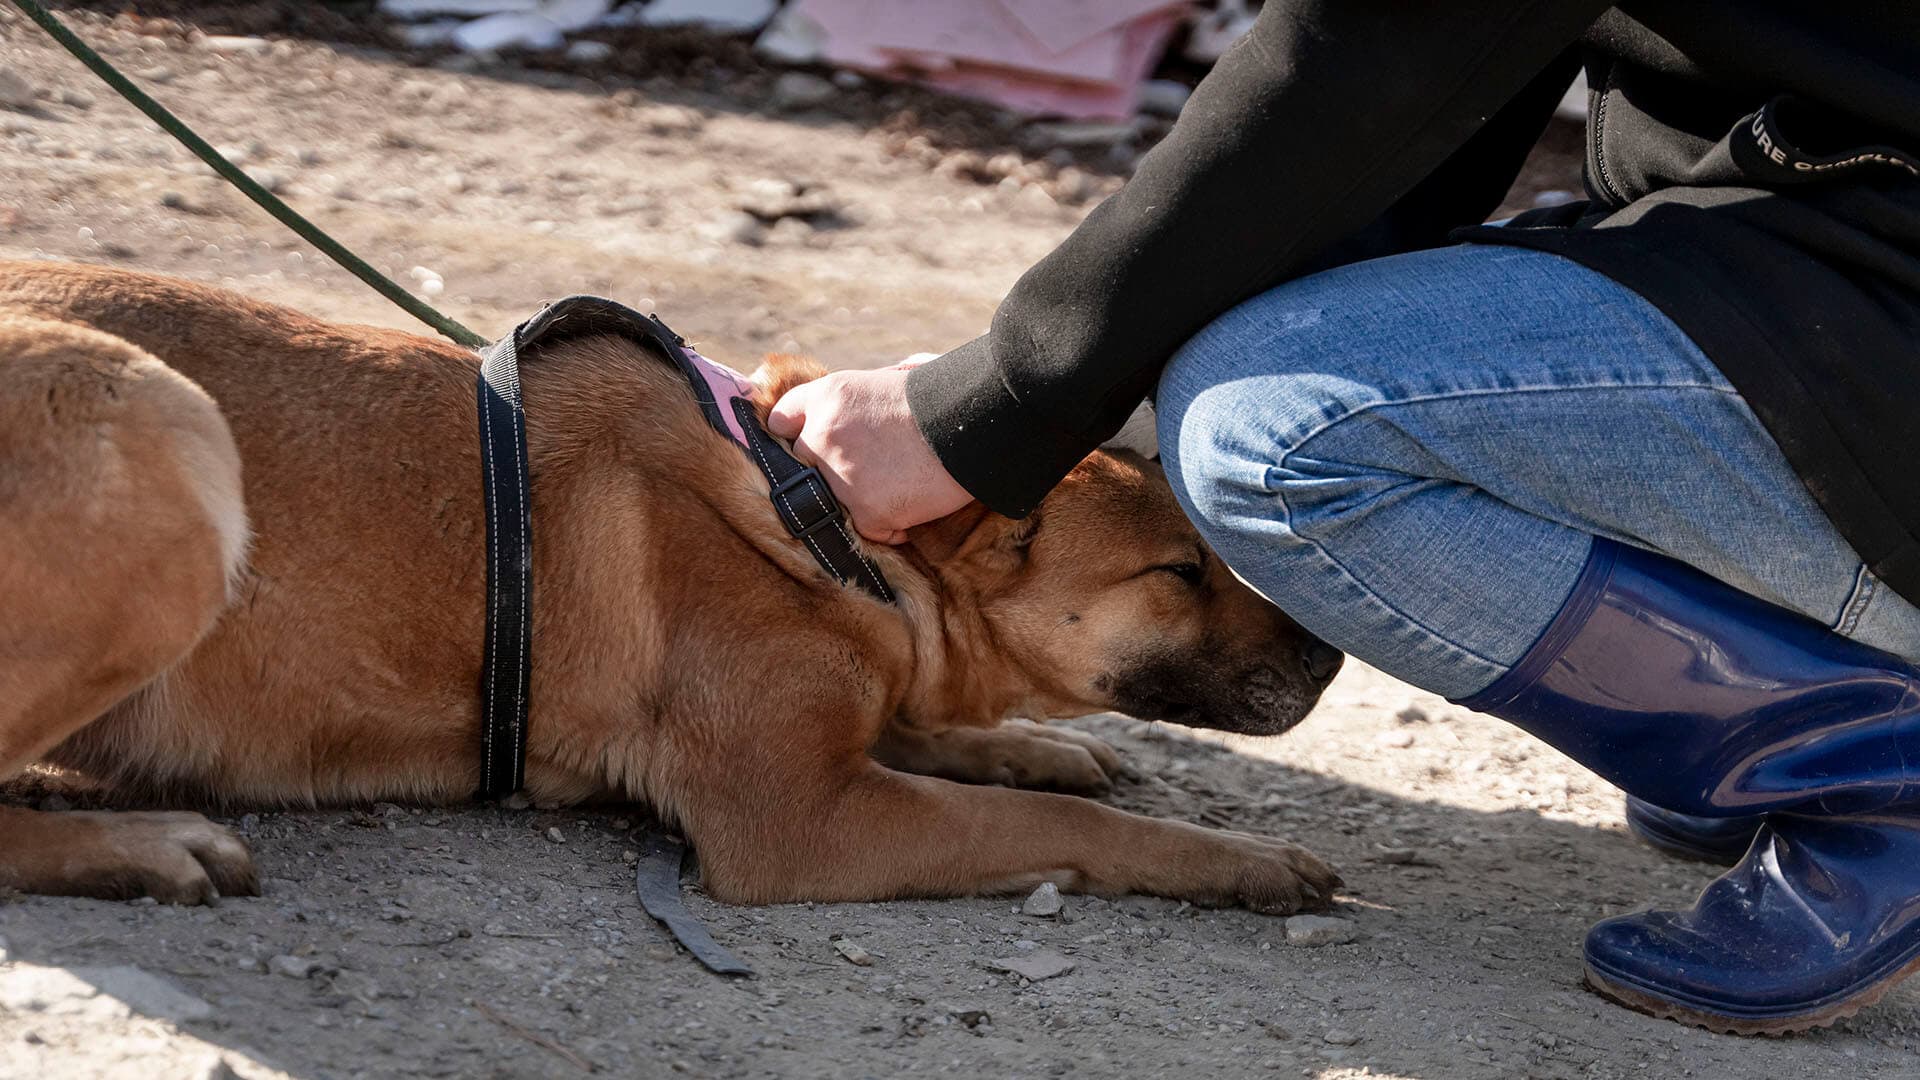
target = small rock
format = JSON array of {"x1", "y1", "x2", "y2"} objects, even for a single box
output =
[
  {"x1": 770, "y1": 71, "x2": 835, "y2": 112},
  {"x1": 951, "y1": 1007, "x2": 990, "y2": 1029},
  {"x1": 1323, "y1": 1028, "x2": 1362, "y2": 1046},
  {"x1": 702, "y1": 210, "x2": 766, "y2": 247},
  {"x1": 1395, "y1": 705, "x2": 1429, "y2": 724},
  {"x1": 204, "y1": 35, "x2": 273, "y2": 55},
  {"x1": 135, "y1": 67, "x2": 175, "y2": 85},
  {"x1": 565, "y1": 40, "x2": 615, "y2": 63},
  {"x1": 832, "y1": 938, "x2": 872, "y2": 967},
  {"x1": 1284, "y1": 914, "x2": 1358, "y2": 947},
  {"x1": 267, "y1": 954, "x2": 316, "y2": 979},
  {"x1": 620, "y1": 849, "x2": 639, "y2": 865},
  {"x1": 501, "y1": 792, "x2": 532, "y2": 811},
  {"x1": 59, "y1": 89, "x2": 94, "y2": 110},
  {"x1": 1020, "y1": 883, "x2": 1064, "y2": 917},
  {"x1": 986, "y1": 951, "x2": 1075, "y2": 983},
  {"x1": 248, "y1": 169, "x2": 289, "y2": 195},
  {"x1": 545, "y1": 827, "x2": 566, "y2": 844},
  {"x1": 0, "y1": 70, "x2": 36, "y2": 111}
]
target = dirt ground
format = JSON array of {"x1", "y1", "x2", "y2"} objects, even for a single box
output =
[{"x1": 2, "y1": 10, "x2": 1916, "y2": 1080}]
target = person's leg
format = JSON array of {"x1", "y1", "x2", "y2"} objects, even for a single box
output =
[
  {"x1": 1155, "y1": 244, "x2": 1920, "y2": 699},
  {"x1": 1155, "y1": 245, "x2": 1920, "y2": 1033}
]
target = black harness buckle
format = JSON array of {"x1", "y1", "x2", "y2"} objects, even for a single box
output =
[{"x1": 771, "y1": 467, "x2": 847, "y2": 540}]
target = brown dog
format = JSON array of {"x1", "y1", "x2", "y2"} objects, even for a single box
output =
[{"x1": 0, "y1": 261, "x2": 1341, "y2": 912}]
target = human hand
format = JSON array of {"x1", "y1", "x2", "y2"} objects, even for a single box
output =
[{"x1": 767, "y1": 362, "x2": 972, "y2": 544}]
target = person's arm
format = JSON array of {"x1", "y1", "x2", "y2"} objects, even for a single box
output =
[{"x1": 905, "y1": 0, "x2": 1604, "y2": 518}]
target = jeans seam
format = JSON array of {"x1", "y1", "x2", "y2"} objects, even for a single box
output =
[
  {"x1": 1273, "y1": 381, "x2": 1742, "y2": 454},
  {"x1": 1836, "y1": 565, "x2": 1876, "y2": 636},
  {"x1": 1267, "y1": 477, "x2": 1512, "y2": 673}
]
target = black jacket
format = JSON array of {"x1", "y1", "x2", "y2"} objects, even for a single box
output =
[{"x1": 906, "y1": 2, "x2": 1920, "y2": 606}]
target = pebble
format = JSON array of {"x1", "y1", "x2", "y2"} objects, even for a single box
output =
[
  {"x1": 1283, "y1": 914, "x2": 1358, "y2": 947},
  {"x1": 702, "y1": 210, "x2": 767, "y2": 247},
  {"x1": 0, "y1": 69, "x2": 36, "y2": 111},
  {"x1": 1020, "y1": 883, "x2": 1064, "y2": 917},
  {"x1": 59, "y1": 88, "x2": 94, "y2": 110},
  {"x1": 545, "y1": 827, "x2": 566, "y2": 844},
  {"x1": 986, "y1": 950, "x2": 1075, "y2": 982},
  {"x1": 204, "y1": 35, "x2": 273, "y2": 55},
  {"x1": 770, "y1": 71, "x2": 835, "y2": 112},
  {"x1": 1323, "y1": 1028, "x2": 1361, "y2": 1046},
  {"x1": 248, "y1": 169, "x2": 289, "y2": 195},
  {"x1": 135, "y1": 67, "x2": 175, "y2": 85},
  {"x1": 501, "y1": 792, "x2": 533, "y2": 811},
  {"x1": 565, "y1": 40, "x2": 615, "y2": 64},
  {"x1": 832, "y1": 938, "x2": 873, "y2": 967},
  {"x1": 267, "y1": 954, "x2": 317, "y2": 979}
]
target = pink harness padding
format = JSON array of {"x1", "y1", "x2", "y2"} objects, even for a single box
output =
[{"x1": 684, "y1": 347, "x2": 758, "y2": 447}]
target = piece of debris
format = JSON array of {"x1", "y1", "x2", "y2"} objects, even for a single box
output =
[
  {"x1": 832, "y1": 938, "x2": 873, "y2": 967},
  {"x1": 640, "y1": 0, "x2": 778, "y2": 32},
  {"x1": 1020, "y1": 882, "x2": 1064, "y2": 917},
  {"x1": 986, "y1": 950, "x2": 1076, "y2": 982},
  {"x1": 736, "y1": 178, "x2": 841, "y2": 224},
  {"x1": 770, "y1": 71, "x2": 836, "y2": 112},
  {"x1": 59, "y1": 89, "x2": 93, "y2": 110},
  {"x1": 1283, "y1": 914, "x2": 1358, "y2": 947},
  {"x1": 544, "y1": 826, "x2": 566, "y2": 844},
  {"x1": 267, "y1": 954, "x2": 318, "y2": 979},
  {"x1": 776, "y1": 0, "x2": 1186, "y2": 119},
  {"x1": 203, "y1": 35, "x2": 272, "y2": 55},
  {"x1": 564, "y1": 39, "x2": 614, "y2": 63},
  {"x1": 1322, "y1": 1027, "x2": 1362, "y2": 1046}
]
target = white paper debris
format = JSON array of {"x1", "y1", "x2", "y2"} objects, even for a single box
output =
[{"x1": 639, "y1": 0, "x2": 778, "y2": 33}]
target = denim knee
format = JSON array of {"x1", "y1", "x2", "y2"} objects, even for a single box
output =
[{"x1": 1157, "y1": 306, "x2": 1344, "y2": 552}]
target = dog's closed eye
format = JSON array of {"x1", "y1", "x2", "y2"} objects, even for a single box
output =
[{"x1": 1156, "y1": 562, "x2": 1206, "y2": 586}]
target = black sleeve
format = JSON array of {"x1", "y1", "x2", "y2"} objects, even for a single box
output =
[{"x1": 905, "y1": 0, "x2": 1606, "y2": 518}]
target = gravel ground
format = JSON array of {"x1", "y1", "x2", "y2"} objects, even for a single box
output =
[{"x1": 2, "y1": 10, "x2": 1916, "y2": 1079}]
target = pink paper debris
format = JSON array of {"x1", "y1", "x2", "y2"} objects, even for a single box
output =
[{"x1": 775, "y1": 0, "x2": 1189, "y2": 119}]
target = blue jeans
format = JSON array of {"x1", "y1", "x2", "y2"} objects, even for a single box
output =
[{"x1": 1156, "y1": 245, "x2": 1920, "y2": 700}]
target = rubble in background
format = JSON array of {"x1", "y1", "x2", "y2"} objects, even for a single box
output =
[{"x1": 375, "y1": 0, "x2": 1270, "y2": 121}]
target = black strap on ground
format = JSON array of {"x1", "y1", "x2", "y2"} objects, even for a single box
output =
[
  {"x1": 635, "y1": 832, "x2": 754, "y2": 976},
  {"x1": 475, "y1": 331, "x2": 533, "y2": 798}
]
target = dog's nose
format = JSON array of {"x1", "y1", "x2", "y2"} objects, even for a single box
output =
[{"x1": 1303, "y1": 639, "x2": 1344, "y2": 683}]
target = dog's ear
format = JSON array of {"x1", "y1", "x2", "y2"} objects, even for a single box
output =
[
  {"x1": 749, "y1": 354, "x2": 829, "y2": 414},
  {"x1": 908, "y1": 504, "x2": 1040, "y2": 570}
]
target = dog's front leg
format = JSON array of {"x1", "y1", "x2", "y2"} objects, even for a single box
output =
[{"x1": 683, "y1": 759, "x2": 1338, "y2": 913}]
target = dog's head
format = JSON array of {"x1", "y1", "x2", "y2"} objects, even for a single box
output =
[{"x1": 909, "y1": 450, "x2": 1342, "y2": 735}]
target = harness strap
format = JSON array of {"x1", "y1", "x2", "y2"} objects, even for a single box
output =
[{"x1": 475, "y1": 333, "x2": 534, "y2": 799}]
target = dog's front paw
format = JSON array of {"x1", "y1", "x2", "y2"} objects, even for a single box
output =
[
  {"x1": 1196, "y1": 831, "x2": 1341, "y2": 915},
  {"x1": 1, "y1": 810, "x2": 260, "y2": 905}
]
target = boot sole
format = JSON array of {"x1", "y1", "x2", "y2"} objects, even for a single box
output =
[{"x1": 1583, "y1": 950, "x2": 1920, "y2": 1036}]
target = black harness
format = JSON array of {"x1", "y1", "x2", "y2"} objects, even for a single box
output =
[{"x1": 473, "y1": 295, "x2": 895, "y2": 798}]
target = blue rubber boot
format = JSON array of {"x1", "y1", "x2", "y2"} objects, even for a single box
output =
[
  {"x1": 1622, "y1": 796, "x2": 1761, "y2": 866},
  {"x1": 1453, "y1": 538, "x2": 1920, "y2": 1034}
]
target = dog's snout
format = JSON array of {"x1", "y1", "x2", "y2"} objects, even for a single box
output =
[{"x1": 1303, "y1": 639, "x2": 1344, "y2": 683}]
